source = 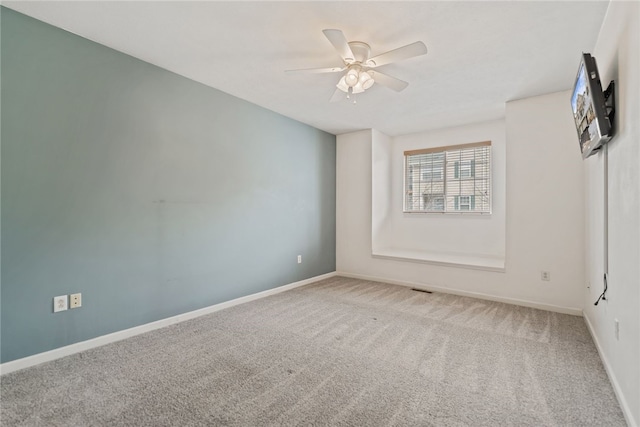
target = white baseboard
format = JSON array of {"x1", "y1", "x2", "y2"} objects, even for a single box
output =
[
  {"x1": 336, "y1": 271, "x2": 583, "y2": 316},
  {"x1": 583, "y1": 312, "x2": 637, "y2": 427},
  {"x1": 0, "y1": 272, "x2": 336, "y2": 376}
]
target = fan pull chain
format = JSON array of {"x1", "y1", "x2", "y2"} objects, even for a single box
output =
[{"x1": 347, "y1": 87, "x2": 356, "y2": 104}]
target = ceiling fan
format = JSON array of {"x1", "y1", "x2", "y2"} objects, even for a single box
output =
[{"x1": 286, "y1": 29, "x2": 428, "y2": 102}]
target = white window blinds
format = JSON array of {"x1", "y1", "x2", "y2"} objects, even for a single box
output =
[{"x1": 404, "y1": 141, "x2": 491, "y2": 213}]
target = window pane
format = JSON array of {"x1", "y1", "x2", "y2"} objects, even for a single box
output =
[{"x1": 404, "y1": 142, "x2": 491, "y2": 214}]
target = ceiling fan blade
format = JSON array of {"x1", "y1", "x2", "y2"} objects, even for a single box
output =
[
  {"x1": 329, "y1": 88, "x2": 348, "y2": 103},
  {"x1": 322, "y1": 29, "x2": 355, "y2": 63},
  {"x1": 367, "y1": 41, "x2": 427, "y2": 67},
  {"x1": 285, "y1": 66, "x2": 345, "y2": 74},
  {"x1": 370, "y1": 71, "x2": 409, "y2": 92}
]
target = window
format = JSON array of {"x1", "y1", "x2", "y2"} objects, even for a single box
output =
[
  {"x1": 422, "y1": 166, "x2": 443, "y2": 181},
  {"x1": 454, "y1": 195, "x2": 474, "y2": 211},
  {"x1": 423, "y1": 194, "x2": 445, "y2": 211},
  {"x1": 454, "y1": 160, "x2": 475, "y2": 179},
  {"x1": 404, "y1": 141, "x2": 491, "y2": 213}
]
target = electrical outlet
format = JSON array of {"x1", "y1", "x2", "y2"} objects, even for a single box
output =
[
  {"x1": 541, "y1": 271, "x2": 551, "y2": 281},
  {"x1": 614, "y1": 319, "x2": 619, "y2": 340},
  {"x1": 297, "y1": 255, "x2": 302, "y2": 264},
  {"x1": 70, "y1": 293, "x2": 82, "y2": 309},
  {"x1": 53, "y1": 295, "x2": 68, "y2": 313}
]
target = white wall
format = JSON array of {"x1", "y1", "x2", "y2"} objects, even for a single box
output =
[
  {"x1": 371, "y1": 129, "x2": 393, "y2": 253},
  {"x1": 337, "y1": 129, "x2": 374, "y2": 272},
  {"x1": 372, "y1": 121, "x2": 506, "y2": 266},
  {"x1": 337, "y1": 90, "x2": 584, "y2": 314},
  {"x1": 583, "y1": 2, "x2": 640, "y2": 425}
]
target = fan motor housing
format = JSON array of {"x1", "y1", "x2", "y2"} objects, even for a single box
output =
[{"x1": 347, "y1": 41, "x2": 371, "y2": 64}]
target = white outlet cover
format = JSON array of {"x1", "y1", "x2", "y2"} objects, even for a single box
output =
[
  {"x1": 70, "y1": 293, "x2": 82, "y2": 308},
  {"x1": 53, "y1": 295, "x2": 68, "y2": 312}
]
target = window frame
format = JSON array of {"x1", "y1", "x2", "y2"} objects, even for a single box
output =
[{"x1": 403, "y1": 141, "x2": 491, "y2": 215}]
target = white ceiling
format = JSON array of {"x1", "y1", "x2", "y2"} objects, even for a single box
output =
[{"x1": 4, "y1": 1, "x2": 610, "y2": 136}]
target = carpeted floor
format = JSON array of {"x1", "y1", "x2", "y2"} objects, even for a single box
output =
[{"x1": 0, "y1": 277, "x2": 626, "y2": 426}]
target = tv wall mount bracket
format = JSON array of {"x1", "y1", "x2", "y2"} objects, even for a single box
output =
[{"x1": 604, "y1": 80, "x2": 616, "y2": 126}]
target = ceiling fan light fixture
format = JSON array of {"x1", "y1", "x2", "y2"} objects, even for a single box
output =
[
  {"x1": 345, "y1": 68, "x2": 359, "y2": 87},
  {"x1": 359, "y1": 71, "x2": 374, "y2": 90},
  {"x1": 336, "y1": 75, "x2": 349, "y2": 93},
  {"x1": 352, "y1": 81, "x2": 365, "y2": 94}
]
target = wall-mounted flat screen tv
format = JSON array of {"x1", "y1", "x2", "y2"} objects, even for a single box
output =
[{"x1": 570, "y1": 53, "x2": 613, "y2": 159}]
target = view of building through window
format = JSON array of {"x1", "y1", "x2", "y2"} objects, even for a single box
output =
[{"x1": 404, "y1": 141, "x2": 491, "y2": 213}]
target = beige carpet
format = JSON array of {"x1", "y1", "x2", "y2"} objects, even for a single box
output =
[{"x1": 0, "y1": 277, "x2": 625, "y2": 426}]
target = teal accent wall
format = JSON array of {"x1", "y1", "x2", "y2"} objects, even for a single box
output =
[{"x1": 0, "y1": 8, "x2": 336, "y2": 363}]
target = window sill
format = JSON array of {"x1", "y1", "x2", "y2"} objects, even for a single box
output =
[{"x1": 372, "y1": 248, "x2": 505, "y2": 272}]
